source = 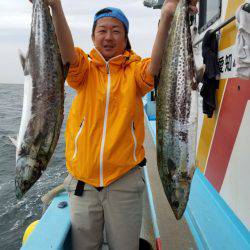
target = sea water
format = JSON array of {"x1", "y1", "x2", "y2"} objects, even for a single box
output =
[{"x1": 0, "y1": 83, "x2": 75, "y2": 249}]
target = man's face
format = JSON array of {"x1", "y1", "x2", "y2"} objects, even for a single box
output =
[{"x1": 92, "y1": 17, "x2": 127, "y2": 61}]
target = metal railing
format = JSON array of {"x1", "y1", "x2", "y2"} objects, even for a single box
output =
[
  {"x1": 194, "y1": 15, "x2": 236, "y2": 46},
  {"x1": 194, "y1": 2, "x2": 250, "y2": 46}
]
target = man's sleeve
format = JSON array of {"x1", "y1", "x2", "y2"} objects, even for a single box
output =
[
  {"x1": 66, "y1": 47, "x2": 90, "y2": 90},
  {"x1": 134, "y1": 58, "x2": 154, "y2": 96}
]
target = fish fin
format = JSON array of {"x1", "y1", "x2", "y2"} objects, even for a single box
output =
[
  {"x1": 18, "y1": 50, "x2": 29, "y2": 75},
  {"x1": 8, "y1": 136, "x2": 18, "y2": 147},
  {"x1": 63, "y1": 62, "x2": 70, "y2": 80}
]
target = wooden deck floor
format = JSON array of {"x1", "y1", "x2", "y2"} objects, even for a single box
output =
[{"x1": 142, "y1": 122, "x2": 197, "y2": 250}]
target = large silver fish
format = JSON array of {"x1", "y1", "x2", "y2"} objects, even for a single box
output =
[
  {"x1": 156, "y1": 0, "x2": 198, "y2": 219},
  {"x1": 15, "y1": 0, "x2": 68, "y2": 198}
]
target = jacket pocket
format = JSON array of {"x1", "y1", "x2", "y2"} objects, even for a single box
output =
[
  {"x1": 72, "y1": 117, "x2": 85, "y2": 161},
  {"x1": 136, "y1": 167, "x2": 146, "y2": 193},
  {"x1": 131, "y1": 121, "x2": 137, "y2": 161}
]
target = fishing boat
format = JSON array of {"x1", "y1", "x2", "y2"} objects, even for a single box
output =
[
  {"x1": 21, "y1": 0, "x2": 250, "y2": 249},
  {"x1": 144, "y1": 0, "x2": 250, "y2": 249}
]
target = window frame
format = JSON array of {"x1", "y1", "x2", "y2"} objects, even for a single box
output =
[{"x1": 198, "y1": 0, "x2": 222, "y2": 33}]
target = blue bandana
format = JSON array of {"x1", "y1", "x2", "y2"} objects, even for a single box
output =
[{"x1": 94, "y1": 7, "x2": 129, "y2": 32}]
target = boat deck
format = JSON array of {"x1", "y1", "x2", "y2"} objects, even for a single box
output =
[{"x1": 143, "y1": 119, "x2": 197, "y2": 250}]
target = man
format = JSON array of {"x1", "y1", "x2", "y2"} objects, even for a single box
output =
[{"x1": 33, "y1": 0, "x2": 198, "y2": 249}]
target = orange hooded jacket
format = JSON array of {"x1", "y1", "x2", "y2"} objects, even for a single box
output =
[{"x1": 65, "y1": 47, "x2": 154, "y2": 187}]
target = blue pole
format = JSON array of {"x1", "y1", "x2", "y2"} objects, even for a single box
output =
[{"x1": 143, "y1": 165, "x2": 162, "y2": 250}]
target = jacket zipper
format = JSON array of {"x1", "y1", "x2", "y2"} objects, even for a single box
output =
[
  {"x1": 72, "y1": 118, "x2": 85, "y2": 160},
  {"x1": 131, "y1": 121, "x2": 137, "y2": 161},
  {"x1": 94, "y1": 48, "x2": 123, "y2": 187},
  {"x1": 99, "y1": 63, "x2": 111, "y2": 187}
]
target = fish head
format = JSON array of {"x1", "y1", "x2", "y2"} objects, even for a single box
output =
[
  {"x1": 170, "y1": 176, "x2": 191, "y2": 219},
  {"x1": 15, "y1": 156, "x2": 42, "y2": 199}
]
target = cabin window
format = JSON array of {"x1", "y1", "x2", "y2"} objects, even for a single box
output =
[{"x1": 199, "y1": 0, "x2": 222, "y2": 33}]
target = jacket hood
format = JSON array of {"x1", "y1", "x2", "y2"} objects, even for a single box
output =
[{"x1": 89, "y1": 48, "x2": 141, "y2": 72}]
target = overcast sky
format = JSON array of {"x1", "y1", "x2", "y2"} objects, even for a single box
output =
[{"x1": 0, "y1": 0, "x2": 160, "y2": 84}]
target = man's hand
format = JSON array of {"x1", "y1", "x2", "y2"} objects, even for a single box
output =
[
  {"x1": 161, "y1": 0, "x2": 199, "y2": 17},
  {"x1": 161, "y1": 0, "x2": 180, "y2": 17},
  {"x1": 29, "y1": 0, "x2": 61, "y2": 9},
  {"x1": 189, "y1": 0, "x2": 199, "y2": 14}
]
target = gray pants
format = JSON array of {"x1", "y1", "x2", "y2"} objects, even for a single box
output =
[{"x1": 63, "y1": 167, "x2": 145, "y2": 250}]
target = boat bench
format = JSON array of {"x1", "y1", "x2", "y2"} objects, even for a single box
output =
[{"x1": 21, "y1": 192, "x2": 71, "y2": 250}]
